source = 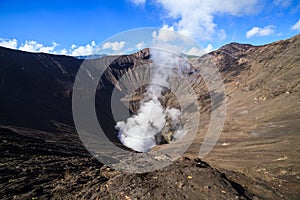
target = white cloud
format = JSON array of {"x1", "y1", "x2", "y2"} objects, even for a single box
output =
[
  {"x1": 102, "y1": 41, "x2": 126, "y2": 51},
  {"x1": 273, "y1": 0, "x2": 292, "y2": 7},
  {"x1": 0, "y1": 38, "x2": 102, "y2": 56},
  {"x1": 39, "y1": 42, "x2": 58, "y2": 53},
  {"x1": 246, "y1": 27, "x2": 260, "y2": 38},
  {"x1": 19, "y1": 41, "x2": 58, "y2": 53},
  {"x1": 152, "y1": 25, "x2": 181, "y2": 42},
  {"x1": 135, "y1": 41, "x2": 145, "y2": 49},
  {"x1": 130, "y1": 0, "x2": 145, "y2": 6},
  {"x1": 291, "y1": 19, "x2": 300, "y2": 31},
  {"x1": 204, "y1": 44, "x2": 214, "y2": 53},
  {"x1": 246, "y1": 25, "x2": 276, "y2": 38},
  {"x1": 60, "y1": 49, "x2": 68, "y2": 55},
  {"x1": 139, "y1": 0, "x2": 261, "y2": 40},
  {"x1": 19, "y1": 41, "x2": 43, "y2": 52},
  {"x1": 185, "y1": 47, "x2": 204, "y2": 56},
  {"x1": 70, "y1": 41, "x2": 97, "y2": 56},
  {"x1": 184, "y1": 44, "x2": 213, "y2": 56},
  {"x1": 218, "y1": 29, "x2": 227, "y2": 40},
  {"x1": 0, "y1": 38, "x2": 18, "y2": 49}
]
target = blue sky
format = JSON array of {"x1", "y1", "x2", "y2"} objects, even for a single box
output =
[{"x1": 0, "y1": 0, "x2": 299, "y2": 56}]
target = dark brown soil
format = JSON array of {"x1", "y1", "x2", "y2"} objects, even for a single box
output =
[{"x1": 0, "y1": 126, "x2": 283, "y2": 200}]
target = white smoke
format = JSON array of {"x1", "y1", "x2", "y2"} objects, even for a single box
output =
[
  {"x1": 165, "y1": 107, "x2": 187, "y2": 140},
  {"x1": 115, "y1": 48, "x2": 188, "y2": 152},
  {"x1": 116, "y1": 99, "x2": 166, "y2": 152}
]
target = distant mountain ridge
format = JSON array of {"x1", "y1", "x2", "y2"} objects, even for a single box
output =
[{"x1": 74, "y1": 54, "x2": 106, "y2": 59}]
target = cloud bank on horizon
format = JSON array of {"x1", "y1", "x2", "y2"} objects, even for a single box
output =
[
  {"x1": 0, "y1": 30, "x2": 214, "y2": 56},
  {"x1": 0, "y1": 0, "x2": 299, "y2": 56}
]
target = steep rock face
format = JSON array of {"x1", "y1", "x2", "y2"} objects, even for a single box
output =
[
  {"x1": 189, "y1": 35, "x2": 300, "y2": 199},
  {"x1": 0, "y1": 48, "x2": 81, "y2": 130},
  {"x1": 132, "y1": 47, "x2": 150, "y2": 59},
  {"x1": 209, "y1": 42, "x2": 253, "y2": 76},
  {"x1": 0, "y1": 47, "x2": 149, "y2": 132}
]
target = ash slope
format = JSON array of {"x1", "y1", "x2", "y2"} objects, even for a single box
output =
[
  {"x1": 195, "y1": 35, "x2": 300, "y2": 199},
  {"x1": 0, "y1": 35, "x2": 299, "y2": 199},
  {"x1": 0, "y1": 126, "x2": 281, "y2": 200}
]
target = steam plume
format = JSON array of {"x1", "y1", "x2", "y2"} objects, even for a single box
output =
[{"x1": 115, "y1": 48, "x2": 187, "y2": 152}]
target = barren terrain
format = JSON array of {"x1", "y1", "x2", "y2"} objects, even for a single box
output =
[{"x1": 0, "y1": 35, "x2": 299, "y2": 199}]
